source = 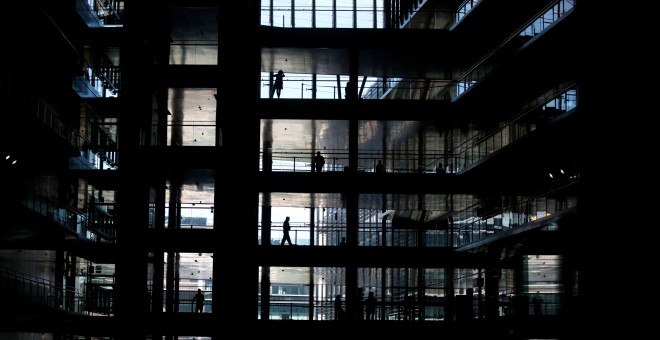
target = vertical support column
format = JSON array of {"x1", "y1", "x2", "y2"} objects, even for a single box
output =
[
  {"x1": 151, "y1": 176, "x2": 166, "y2": 322},
  {"x1": 332, "y1": 0, "x2": 337, "y2": 28},
  {"x1": 151, "y1": 248, "x2": 164, "y2": 314},
  {"x1": 262, "y1": 120, "x2": 273, "y2": 172},
  {"x1": 379, "y1": 267, "x2": 386, "y2": 320},
  {"x1": 310, "y1": 195, "x2": 316, "y2": 247},
  {"x1": 55, "y1": 249, "x2": 64, "y2": 308},
  {"x1": 512, "y1": 255, "x2": 529, "y2": 319},
  {"x1": 417, "y1": 267, "x2": 425, "y2": 320},
  {"x1": 215, "y1": 1, "x2": 262, "y2": 332},
  {"x1": 380, "y1": 194, "x2": 388, "y2": 246},
  {"x1": 260, "y1": 194, "x2": 272, "y2": 320},
  {"x1": 348, "y1": 48, "x2": 359, "y2": 172},
  {"x1": 345, "y1": 190, "x2": 359, "y2": 320},
  {"x1": 312, "y1": 73, "x2": 317, "y2": 99},
  {"x1": 477, "y1": 268, "x2": 484, "y2": 319},
  {"x1": 164, "y1": 178, "x2": 181, "y2": 313},
  {"x1": 261, "y1": 194, "x2": 272, "y2": 247},
  {"x1": 114, "y1": 2, "x2": 162, "y2": 338},
  {"x1": 384, "y1": 0, "x2": 393, "y2": 29},
  {"x1": 445, "y1": 267, "x2": 455, "y2": 322},
  {"x1": 65, "y1": 253, "x2": 76, "y2": 312},
  {"x1": 417, "y1": 124, "x2": 425, "y2": 172},
  {"x1": 345, "y1": 44, "x2": 360, "y2": 320},
  {"x1": 380, "y1": 120, "x2": 390, "y2": 170},
  {"x1": 260, "y1": 266, "x2": 271, "y2": 320},
  {"x1": 165, "y1": 251, "x2": 176, "y2": 313},
  {"x1": 308, "y1": 267, "x2": 315, "y2": 320},
  {"x1": 485, "y1": 266, "x2": 500, "y2": 320},
  {"x1": 312, "y1": 0, "x2": 317, "y2": 27}
]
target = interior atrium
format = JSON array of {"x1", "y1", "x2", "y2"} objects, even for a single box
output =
[{"x1": 0, "y1": 0, "x2": 601, "y2": 339}]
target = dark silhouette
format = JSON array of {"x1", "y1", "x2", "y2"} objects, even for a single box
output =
[
  {"x1": 403, "y1": 295, "x2": 414, "y2": 320},
  {"x1": 280, "y1": 216, "x2": 293, "y2": 245},
  {"x1": 533, "y1": 292, "x2": 543, "y2": 315},
  {"x1": 313, "y1": 151, "x2": 325, "y2": 172},
  {"x1": 192, "y1": 289, "x2": 205, "y2": 313},
  {"x1": 365, "y1": 291, "x2": 377, "y2": 320},
  {"x1": 345, "y1": 80, "x2": 357, "y2": 100},
  {"x1": 436, "y1": 163, "x2": 446, "y2": 174},
  {"x1": 334, "y1": 294, "x2": 344, "y2": 320},
  {"x1": 339, "y1": 237, "x2": 346, "y2": 246},
  {"x1": 375, "y1": 160, "x2": 385, "y2": 173},
  {"x1": 273, "y1": 70, "x2": 285, "y2": 98}
]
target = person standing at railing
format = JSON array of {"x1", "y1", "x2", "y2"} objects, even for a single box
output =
[
  {"x1": 533, "y1": 291, "x2": 543, "y2": 315},
  {"x1": 193, "y1": 289, "x2": 205, "y2": 313},
  {"x1": 403, "y1": 295, "x2": 414, "y2": 320},
  {"x1": 280, "y1": 216, "x2": 294, "y2": 245},
  {"x1": 345, "y1": 80, "x2": 357, "y2": 100},
  {"x1": 335, "y1": 294, "x2": 345, "y2": 320},
  {"x1": 365, "y1": 291, "x2": 377, "y2": 320},
  {"x1": 273, "y1": 70, "x2": 285, "y2": 98},
  {"x1": 375, "y1": 160, "x2": 385, "y2": 173},
  {"x1": 313, "y1": 151, "x2": 325, "y2": 172}
]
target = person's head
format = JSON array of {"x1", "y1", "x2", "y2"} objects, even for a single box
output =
[
  {"x1": 285, "y1": 216, "x2": 289, "y2": 221},
  {"x1": 278, "y1": 70, "x2": 283, "y2": 75},
  {"x1": 198, "y1": 289, "x2": 201, "y2": 293},
  {"x1": 317, "y1": 151, "x2": 321, "y2": 155}
]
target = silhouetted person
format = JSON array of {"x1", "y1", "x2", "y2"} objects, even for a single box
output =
[
  {"x1": 365, "y1": 291, "x2": 377, "y2": 320},
  {"x1": 533, "y1": 292, "x2": 543, "y2": 315},
  {"x1": 403, "y1": 295, "x2": 414, "y2": 320},
  {"x1": 375, "y1": 160, "x2": 385, "y2": 173},
  {"x1": 339, "y1": 237, "x2": 346, "y2": 246},
  {"x1": 280, "y1": 216, "x2": 293, "y2": 245},
  {"x1": 334, "y1": 295, "x2": 344, "y2": 320},
  {"x1": 192, "y1": 289, "x2": 205, "y2": 313},
  {"x1": 273, "y1": 70, "x2": 285, "y2": 98},
  {"x1": 436, "y1": 163, "x2": 445, "y2": 174},
  {"x1": 314, "y1": 151, "x2": 325, "y2": 172},
  {"x1": 345, "y1": 80, "x2": 357, "y2": 100}
]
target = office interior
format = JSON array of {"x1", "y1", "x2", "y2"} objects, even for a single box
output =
[{"x1": 0, "y1": 1, "x2": 604, "y2": 339}]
